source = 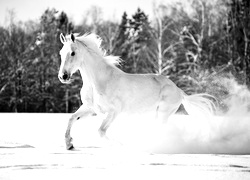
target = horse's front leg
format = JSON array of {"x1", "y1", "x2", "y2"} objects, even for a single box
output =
[
  {"x1": 98, "y1": 111, "x2": 118, "y2": 138},
  {"x1": 65, "y1": 105, "x2": 96, "y2": 150}
]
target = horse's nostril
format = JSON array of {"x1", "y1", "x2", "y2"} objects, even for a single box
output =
[{"x1": 62, "y1": 73, "x2": 68, "y2": 80}]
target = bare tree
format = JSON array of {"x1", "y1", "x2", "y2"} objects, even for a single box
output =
[
  {"x1": 82, "y1": 5, "x2": 103, "y2": 33},
  {"x1": 149, "y1": 3, "x2": 180, "y2": 75}
]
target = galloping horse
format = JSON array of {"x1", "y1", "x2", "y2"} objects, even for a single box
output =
[{"x1": 58, "y1": 33, "x2": 215, "y2": 150}]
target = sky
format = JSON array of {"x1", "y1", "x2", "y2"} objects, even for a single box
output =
[{"x1": 0, "y1": 0, "x2": 178, "y2": 26}]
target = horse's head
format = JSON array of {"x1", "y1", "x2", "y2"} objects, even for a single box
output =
[{"x1": 58, "y1": 33, "x2": 81, "y2": 84}]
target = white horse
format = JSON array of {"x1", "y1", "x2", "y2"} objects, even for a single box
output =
[{"x1": 58, "y1": 33, "x2": 216, "y2": 150}]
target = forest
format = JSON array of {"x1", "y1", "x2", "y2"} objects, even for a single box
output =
[{"x1": 0, "y1": 0, "x2": 249, "y2": 113}]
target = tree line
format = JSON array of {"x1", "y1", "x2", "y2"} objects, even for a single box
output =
[{"x1": 0, "y1": 0, "x2": 249, "y2": 113}]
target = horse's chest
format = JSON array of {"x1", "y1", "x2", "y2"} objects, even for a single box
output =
[
  {"x1": 81, "y1": 84, "x2": 116, "y2": 113},
  {"x1": 81, "y1": 87, "x2": 108, "y2": 113},
  {"x1": 94, "y1": 93, "x2": 110, "y2": 111}
]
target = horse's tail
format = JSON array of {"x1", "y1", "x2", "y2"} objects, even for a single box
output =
[{"x1": 181, "y1": 91, "x2": 216, "y2": 116}]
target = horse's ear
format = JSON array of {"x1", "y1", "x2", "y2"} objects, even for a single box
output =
[
  {"x1": 70, "y1": 33, "x2": 75, "y2": 42},
  {"x1": 60, "y1": 33, "x2": 66, "y2": 44}
]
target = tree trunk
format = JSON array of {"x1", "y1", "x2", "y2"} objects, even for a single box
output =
[
  {"x1": 243, "y1": 28, "x2": 248, "y2": 84},
  {"x1": 157, "y1": 18, "x2": 163, "y2": 75},
  {"x1": 65, "y1": 89, "x2": 69, "y2": 113}
]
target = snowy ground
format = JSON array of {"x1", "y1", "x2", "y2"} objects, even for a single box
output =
[{"x1": 0, "y1": 113, "x2": 250, "y2": 179}]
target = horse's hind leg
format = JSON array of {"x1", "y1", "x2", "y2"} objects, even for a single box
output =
[
  {"x1": 156, "y1": 103, "x2": 180, "y2": 122},
  {"x1": 156, "y1": 85, "x2": 182, "y2": 122},
  {"x1": 65, "y1": 105, "x2": 96, "y2": 150}
]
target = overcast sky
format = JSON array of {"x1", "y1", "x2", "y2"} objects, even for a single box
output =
[{"x1": 0, "y1": 0, "x2": 180, "y2": 26}]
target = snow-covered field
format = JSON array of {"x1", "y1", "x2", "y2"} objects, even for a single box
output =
[
  {"x1": 1, "y1": 113, "x2": 250, "y2": 154},
  {"x1": 0, "y1": 113, "x2": 250, "y2": 180}
]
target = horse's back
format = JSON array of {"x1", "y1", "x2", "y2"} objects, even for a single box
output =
[{"x1": 109, "y1": 73, "x2": 182, "y2": 113}]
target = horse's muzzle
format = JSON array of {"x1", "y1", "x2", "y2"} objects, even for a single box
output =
[{"x1": 58, "y1": 72, "x2": 71, "y2": 84}]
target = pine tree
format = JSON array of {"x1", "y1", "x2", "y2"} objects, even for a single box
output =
[
  {"x1": 57, "y1": 11, "x2": 74, "y2": 34},
  {"x1": 111, "y1": 12, "x2": 131, "y2": 71},
  {"x1": 127, "y1": 8, "x2": 153, "y2": 73}
]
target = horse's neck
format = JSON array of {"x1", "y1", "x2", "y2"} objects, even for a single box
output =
[{"x1": 79, "y1": 54, "x2": 113, "y2": 92}]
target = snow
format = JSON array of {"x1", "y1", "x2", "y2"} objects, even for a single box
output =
[
  {"x1": 1, "y1": 147, "x2": 250, "y2": 180},
  {"x1": 0, "y1": 113, "x2": 250, "y2": 154},
  {"x1": 0, "y1": 113, "x2": 250, "y2": 180}
]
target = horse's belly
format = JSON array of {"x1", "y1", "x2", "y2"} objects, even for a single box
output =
[
  {"x1": 118, "y1": 75, "x2": 164, "y2": 113},
  {"x1": 124, "y1": 103, "x2": 158, "y2": 114},
  {"x1": 122, "y1": 93, "x2": 160, "y2": 114}
]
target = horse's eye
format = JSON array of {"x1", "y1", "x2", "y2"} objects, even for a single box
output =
[{"x1": 71, "y1": 51, "x2": 75, "y2": 56}]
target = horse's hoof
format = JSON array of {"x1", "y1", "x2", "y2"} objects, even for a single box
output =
[{"x1": 66, "y1": 144, "x2": 75, "y2": 150}]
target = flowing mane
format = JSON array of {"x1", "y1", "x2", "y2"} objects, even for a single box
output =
[{"x1": 70, "y1": 33, "x2": 121, "y2": 68}]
